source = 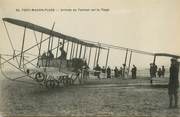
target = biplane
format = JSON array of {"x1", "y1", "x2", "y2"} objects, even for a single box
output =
[
  {"x1": 0, "y1": 18, "x2": 180, "y2": 88},
  {"x1": 0, "y1": 18, "x2": 102, "y2": 88}
]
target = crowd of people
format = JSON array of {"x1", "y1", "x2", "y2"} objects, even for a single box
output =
[
  {"x1": 93, "y1": 63, "x2": 168, "y2": 80},
  {"x1": 93, "y1": 58, "x2": 180, "y2": 108},
  {"x1": 150, "y1": 63, "x2": 165, "y2": 78},
  {"x1": 93, "y1": 64, "x2": 137, "y2": 79}
]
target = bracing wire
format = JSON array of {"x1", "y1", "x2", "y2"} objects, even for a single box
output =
[
  {"x1": 0, "y1": 56, "x2": 38, "y2": 85},
  {"x1": 3, "y1": 21, "x2": 20, "y2": 66}
]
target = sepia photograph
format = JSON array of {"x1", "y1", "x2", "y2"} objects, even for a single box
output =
[{"x1": 0, "y1": 0, "x2": 180, "y2": 116}]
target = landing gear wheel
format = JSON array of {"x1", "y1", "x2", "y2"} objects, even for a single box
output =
[
  {"x1": 58, "y1": 76, "x2": 64, "y2": 86},
  {"x1": 67, "y1": 78, "x2": 73, "y2": 85},
  {"x1": 54, "y1": 80, "x2": 59, "y2": 87},
  {"x1": 62, "y1": 77, "x2": 67, "y2": 86},
  {"x1": 35, "y1": 72, "x2": 45, "y2": 82},
  {"x1": 62, "y1": 75, "x2": 70, "y2": 86},
  {"x1": 45, "y1": 75, "x2": 58, "y2": 88},
  {"x1": 45, "y1": 79, "x2": 55, "y2": 88}
]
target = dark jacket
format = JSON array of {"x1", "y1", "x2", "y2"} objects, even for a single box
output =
[{"x1": 169, "y1": 63, "x2": 179, "y2": 89}]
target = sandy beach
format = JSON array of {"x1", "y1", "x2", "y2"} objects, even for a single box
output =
[{"x1": 0, "y1": 72, "x2": 179, "y2": 117}]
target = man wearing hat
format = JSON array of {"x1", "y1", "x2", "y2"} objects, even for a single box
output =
[{"x1": 168, "y1": 58, "x2": 179, "y2": 108}]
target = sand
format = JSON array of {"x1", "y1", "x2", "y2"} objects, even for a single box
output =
[{"x1": 0, "y1": 72, "x2": 180, "y2": 117}]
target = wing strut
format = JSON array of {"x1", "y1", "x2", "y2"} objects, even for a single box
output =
[{"x1": 19, "y1": 27, "x2": 26, "y2": 68}]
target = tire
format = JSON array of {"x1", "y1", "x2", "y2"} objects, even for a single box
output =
[
  {"x1": 45, "y1": 79, "x2": 56, "y2": 88},
  {"x1": 35, "y1": 72, "x2": 45, "y2": 82}
]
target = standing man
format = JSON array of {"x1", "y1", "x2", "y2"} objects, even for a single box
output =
[
  {"x1": 158, "y1": 68, "x2": 162, "y2": 78},
  {"x1": 168, "y1": 58, "x2": 179, "y2": 108},
  {"x1": 131, "y1": 65, "x2": 137, "y2": 79},
  {"x1": 107, "y1": 66, "x2": 111, "y2": 78},
  {"x1": 150, "y1": 63, "x2": 153, "y2": 84},
  {"x1": 119, "y1": 67, "x2": 123, "y2": 78},
  {"x1": 95, "y1": 64, "x2": 101, "y2": 79},
  {"x1": 162, "y1": 66, "x2": 165, "y2": 78},
  {"x1": 58, "y1": 47, "x2": 67, "y2": 59},
  {"x1": 114, "y1": 67, "x2": 118, "y2": 78},
  {"x1": 152, "y1": 63, "x2": 157, "y2": 78}
]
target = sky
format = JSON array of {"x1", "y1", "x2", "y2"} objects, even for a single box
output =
[{"x1": 0, "y1": 0, "x2": 180, "y2": 70}]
